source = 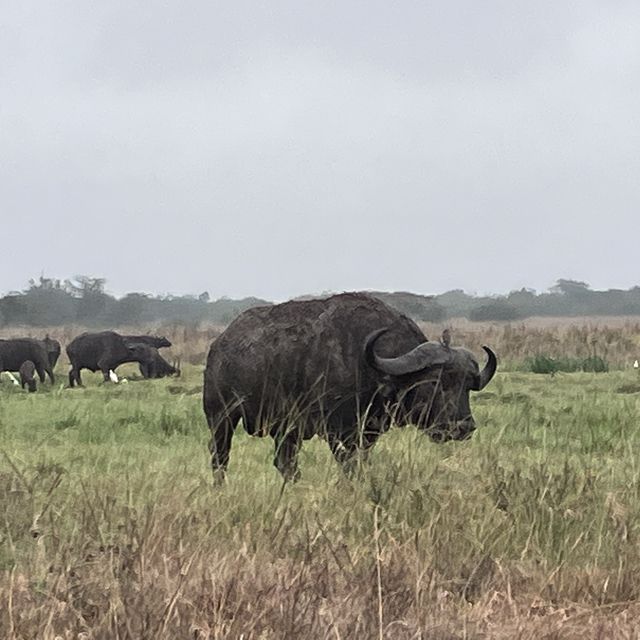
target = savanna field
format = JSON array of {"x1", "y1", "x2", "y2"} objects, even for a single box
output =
[{"x1": 2, "y1": 320, "x2": 640, "y2": 639}]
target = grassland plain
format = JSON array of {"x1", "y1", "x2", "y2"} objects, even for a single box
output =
[{"x1": 1, "y1": 328, "x2": 640, "y2": 638}]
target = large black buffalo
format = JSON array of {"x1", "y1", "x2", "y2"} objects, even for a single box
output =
[
  {"x1": 203, "y1": 292, "x2": 497, "y2": 481},
  {"x1": 0, "y1": 339, "x2": 55, "y2": 384},
  {"x1": 67, "y1": 331, "x2": 160, "y2": 386}
]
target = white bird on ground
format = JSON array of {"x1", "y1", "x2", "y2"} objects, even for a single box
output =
[
  {"x1": 2, "y1": 371, "x2": 20, "y2": 386},
  {"x1": 634, "y1": 360, "x2": 639, "y2": 369},
  {"x1": 109, "y1": 370, "x2": 119, "y2": 383}
]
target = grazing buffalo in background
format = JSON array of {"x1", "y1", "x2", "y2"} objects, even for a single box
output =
[
  {"x1": 131, "y1": 344, "x2": 180, "y2": 378},
  {"x1": 19, "y1": 360, "x2": 37, "y2": 392},
  {"x1": 67, "y1": 331, "x2": 157, "y2": 386},
  {"x1": 123, "y1": 335, "x2": 172, "y2": 349},
  {"x1": 0, "y1": 339, "x2": 55, "y2": 385},
  {"x1": 203, "y1": 292, "x2": 497, "y2": 481}
]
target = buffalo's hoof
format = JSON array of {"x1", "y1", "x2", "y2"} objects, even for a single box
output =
[
  {"x1": 212, "y1": 468, "x2": 227, "y2": 487},
  {"x1": 281, "y1": 468, "x2": 301, "y2": 484}
]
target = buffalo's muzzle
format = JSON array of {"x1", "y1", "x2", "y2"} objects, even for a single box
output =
[{"x1": 427, "y1": 418, "x2": 475, "y2": 442}]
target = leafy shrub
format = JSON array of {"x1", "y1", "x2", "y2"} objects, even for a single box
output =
[
  {"x1": 524, "y1": 355, "x2": 609, "y2": 374},
  {"x1": 581, "y1": 356, "x2": 608, "y2": 373}
]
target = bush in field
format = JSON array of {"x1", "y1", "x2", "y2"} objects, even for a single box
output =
[
  {"x1": 582, "y1": 355, "x2": 609, "y2": 372},
  {"x1": 524, "y1": 355, "x2": 565, "y2": 374},
  {"x1": 524, "y1": 354, "x2": 609, "y2": 374}
]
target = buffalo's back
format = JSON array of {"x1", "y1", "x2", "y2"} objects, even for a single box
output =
[{"x1": 204, "y1": 292, "x2": 426, "y2": 403}]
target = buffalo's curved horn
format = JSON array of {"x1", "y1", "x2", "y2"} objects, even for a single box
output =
[
  {"x1": 471, "y1": 346, "x2": 497, "y2": 391},
  {"x1": 364, "y1": 328, "x2": 450, "y2": 377}
]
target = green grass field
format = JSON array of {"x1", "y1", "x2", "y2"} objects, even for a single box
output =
[{"x1": 2, "y1": 364, "x2": 640, "y2": 638}]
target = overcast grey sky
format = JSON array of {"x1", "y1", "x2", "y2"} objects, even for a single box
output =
[{"x1": 2, "y1": 1, "x2": 639, "y2": 300}]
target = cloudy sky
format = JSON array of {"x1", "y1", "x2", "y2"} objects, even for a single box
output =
[{"x1": 2, "y1": 1, "x2": 639, "y2": 300}]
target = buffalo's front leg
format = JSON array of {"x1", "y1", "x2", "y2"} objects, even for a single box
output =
[
  {"x1": 208, "y1": 424, "x2": 234, "y2": 483},
  {"x1": 97, "y1": 359, "x2": 113, "y2": 383},
  {"x1": 273, "y1": 428, "x2": 301, "y2": 482},
  {"x1": 68, "y1": 366, "x2": 82, "y2": 387},
  {"x1": 206, "y1": 404, "x2": 240, "y2": 484},
  {"x1": 35, "y1": 364, "x2": 46, "y2": 384}
]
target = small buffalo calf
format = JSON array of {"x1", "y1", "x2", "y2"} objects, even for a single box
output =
[{"x1": 19, "y1": 360, "x2": 37, "y2": 392}]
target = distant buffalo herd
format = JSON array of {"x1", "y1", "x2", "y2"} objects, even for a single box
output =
[{"x1": 0, "y1": 331, "x2": 178, "y2": 392}]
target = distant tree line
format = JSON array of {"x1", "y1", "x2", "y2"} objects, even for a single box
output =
[
  {"x1": 0, "y1": 277, "x2": 269, "y2": 327},
  {"x1": 1, "y1": 277, "x2": 640, "y2": 327},
  {"x1": 433, "y1": 279, "x2": 640, "y2": 321}
]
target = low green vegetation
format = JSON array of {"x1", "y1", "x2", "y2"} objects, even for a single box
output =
[
  {"x1": 2, "y1": 365, "x2": 640, "y2": 637},
  {"x1": 523, "y1": 354, "x2": 609, "y2": 374}
]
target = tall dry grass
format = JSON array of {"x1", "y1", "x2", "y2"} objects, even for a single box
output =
[
  {"x1": 2, "y1": 362, "x2": 640, "y2": 637},
  {"x1": 2, "y1": 316, "x2": 639, "y2": 370},
  {"x1": 422, "y1": 317, "x2": 640, "y2": 370}
]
